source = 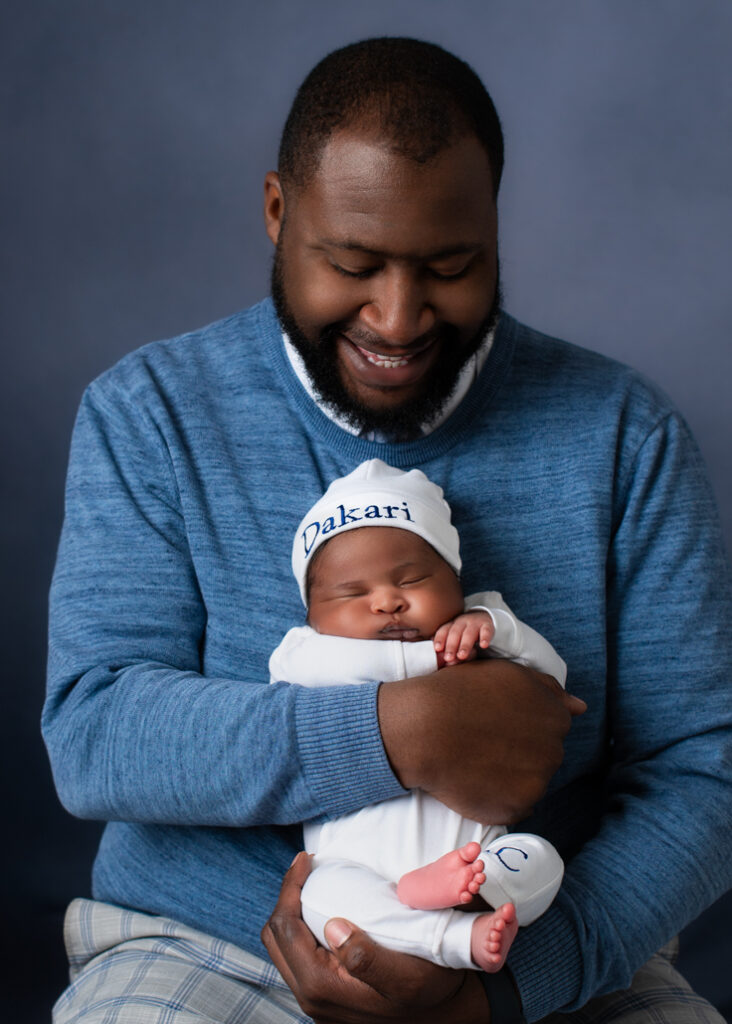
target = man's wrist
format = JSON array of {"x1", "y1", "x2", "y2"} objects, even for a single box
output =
[
  {"x1": 478, "y1": 968, "x2": 526, "y2": 1023},
  {"x1": 377, "y1": 675, "x2": 433, "y2": 789}
]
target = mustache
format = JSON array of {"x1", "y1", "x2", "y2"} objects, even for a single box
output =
[{"x1": 330, "y1": 322, "x2": 457, "y2": 352}]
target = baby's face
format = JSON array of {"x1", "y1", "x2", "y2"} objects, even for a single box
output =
[{"x1": 307, "y1": 526, "x2": 464, "y2": 641}]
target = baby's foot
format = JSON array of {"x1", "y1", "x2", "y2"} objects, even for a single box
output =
[
  {"x1": 397, "y1": 842, "x2": 486, "y2": 910},
  {"x1": 471, "y1": 903, "x2": 518, "y2": 973}
]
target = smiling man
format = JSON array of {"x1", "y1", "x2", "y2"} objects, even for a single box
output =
[
  {"x1": 44, "y1": 38, "x2": 732, "y2": 1024},
  {"x1": 267, "y1": 130, "x2": 501, "y2": 437}
]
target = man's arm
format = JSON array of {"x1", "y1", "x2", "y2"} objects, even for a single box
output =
[
  {"x1": 43, "y1": 377, "x2": 580, "y2": 831},
  {"x1": 271, "y1": 629, "x2": 583, "y2": 825},
  {"x1": 42, "y1": 379, "x2": 403, "y2": 827},
  {"x1": 379, "y1": 662, "x2": 581, "y2": 824},
  {"x1": 507, "y1": 410, "x2": 732, "y2": 1018}
]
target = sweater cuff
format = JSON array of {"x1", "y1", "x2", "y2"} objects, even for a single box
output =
[
  {"x1": 294, "y1": 680, "x2": 405, "y2": 819},
  {"x1": 507, "y1": 902, "x2": 582, "y2": 1021}
]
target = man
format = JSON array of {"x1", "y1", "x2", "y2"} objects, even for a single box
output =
[{"x1": 44, "y1": 38, "x2": 731, "y2": 1023}]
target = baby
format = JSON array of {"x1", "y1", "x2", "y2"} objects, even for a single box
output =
[{"x1": 269, "y1": 459, "x2": 566, "y2": 972}]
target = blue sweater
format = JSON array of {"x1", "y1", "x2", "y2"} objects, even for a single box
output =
[{"x1": 44, "y1": 300, "x2": 732, "y2": 1021}]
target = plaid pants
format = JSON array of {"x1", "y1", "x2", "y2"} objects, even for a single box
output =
[{"x1": 53, "y1": 899, "x2": 726, "y2": 1024}]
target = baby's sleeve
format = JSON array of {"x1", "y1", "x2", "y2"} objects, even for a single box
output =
[
  {"x1": 269, "y1": 626, "x2": 438, "y2": 688},
  {"x1": 464, "y1": 591, "x2": 567, "y2": 686}
]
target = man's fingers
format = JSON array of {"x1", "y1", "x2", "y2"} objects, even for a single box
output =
[
  {"x1": 261, "y1": 852, "x2": 315, "y2": 985},
  {"x1": 263, "y1": 853, "x2": 475, "y2": 1023},
  {"x1": 532, "y1": 670, "x2": 588, "y2": 717},
  {"x1": 565, "y1": 692, "x2": 588, "y2": 715},
  {"x1": 324, "y1": 918, "x2": 463, "y2": 1007},
  {"x1": 261, "y1": 920, "x2": 300, "y2": 997},
  {"x1": 325, "y1": 920, "x2": 388, "y2": 994},
  {"x1": 284, "y1": 850, "x2": 313, "y2": 890}
]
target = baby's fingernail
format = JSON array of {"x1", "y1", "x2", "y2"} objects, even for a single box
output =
[{"x1": 325, "y1": 919, "x2": 352, "y2": 949}]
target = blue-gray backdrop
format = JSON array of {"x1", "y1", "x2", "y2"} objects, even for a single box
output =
[{"x1": 2, "y1": 2, "x2": 730, "y2": 1021}]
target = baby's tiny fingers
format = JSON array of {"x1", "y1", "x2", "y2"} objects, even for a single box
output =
[
  {"x1": 443, "y1": 623, "x2": 467, "y2": 658},
  {"x1": 479, "y1": 621, "x2": 495, "y2": 648},
  {"x1": 433, "y1": 623, "x2": 451, "y2": 651},
  {"x1": 459, "y1": 622, "x2": 481, "y2": 649}
]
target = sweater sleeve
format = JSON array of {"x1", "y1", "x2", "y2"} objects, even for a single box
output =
[
  {"x1": 42, "y1": 381, "x2": 406, "y2": 828},
  {"x1": 507, "y1": 412, "x2": 732, "y2": 1021}
]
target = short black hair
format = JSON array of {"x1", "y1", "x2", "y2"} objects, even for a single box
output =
[{"x1": 278, "y1": 37, "x2": 504, "y2": 197}]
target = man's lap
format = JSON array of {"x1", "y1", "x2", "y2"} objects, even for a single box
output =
[
  {"x1": 53, "y1": 900, "x2": 309, "y2": 1024},
  {"x1": 53, "y1": 900, "x2": 726, "y2": 1024},
  {"x1": 541, "y1": 939, "x2": 726, "y2": 1023}
]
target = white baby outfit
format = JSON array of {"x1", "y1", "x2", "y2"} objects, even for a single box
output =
[{"x1": 269, "y1": 592, "x2": 566, "y2": 970}]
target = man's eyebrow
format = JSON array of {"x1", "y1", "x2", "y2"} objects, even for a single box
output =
[{"x1": 316, "y1": 239, "x2": 484, "y2": 260}]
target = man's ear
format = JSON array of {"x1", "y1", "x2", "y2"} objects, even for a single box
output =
[{"x1": 264, "y1": 171, "x2": 285, "y2": 245}]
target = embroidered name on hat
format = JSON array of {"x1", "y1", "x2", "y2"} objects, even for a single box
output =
[{"x1": 301, "y1": 502, "x2": 414, "y2": 557}]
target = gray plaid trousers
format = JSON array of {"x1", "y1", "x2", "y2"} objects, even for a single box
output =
[{"x1": 53, "y1": 900, "x2": 726, "y2": 1024}]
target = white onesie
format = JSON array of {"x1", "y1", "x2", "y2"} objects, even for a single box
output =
[{"x1": 268, "y1": 591, "x2": 566, "y2": 970}]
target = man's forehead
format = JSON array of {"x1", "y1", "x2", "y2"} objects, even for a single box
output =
[
  {"x1": 313, "y1": 128, "x2": 492, "y2": 191},
  {"x1": 288, "y1": 130, "x2": 496, "y2": 253}
]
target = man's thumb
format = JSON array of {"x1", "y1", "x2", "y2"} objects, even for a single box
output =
[
  {"x1": 324, "y1": 918, "x2": 353, "y2": 949},
  {"x1": 324, "y1": 918, "x2": 382, "y2": 982}
]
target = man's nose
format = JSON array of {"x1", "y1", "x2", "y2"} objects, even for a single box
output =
[
  {"x1": 359, "y1": 268, "x2": 436, "y2": 346},
  {"x1": 371, "y1": 586, "x2": 406, "y2": 614}
]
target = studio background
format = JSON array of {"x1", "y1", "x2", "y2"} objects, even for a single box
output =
[{"x1": 2, "y1": 2, "x2": 730, "y2": 1021}]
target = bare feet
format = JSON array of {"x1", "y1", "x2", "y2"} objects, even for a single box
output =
[
  {"x1": 397, "y1": 842, "x2": 486, "y2": 910},
  {"x1": 471, "y1": 903, "x2": 518, "y2": 972}
]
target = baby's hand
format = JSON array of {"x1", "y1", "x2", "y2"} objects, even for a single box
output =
[{"x1": 433, "y1": 611, "x2": 495, "y2": 666}]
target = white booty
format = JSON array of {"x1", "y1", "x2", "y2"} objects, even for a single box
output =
[{"x1": 478, "y1": 832, "x2": 564, "y2": 925}]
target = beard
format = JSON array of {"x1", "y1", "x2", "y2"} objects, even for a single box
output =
[{"x1": 271, "y1": 247, "x2": 502, "y2": 439}]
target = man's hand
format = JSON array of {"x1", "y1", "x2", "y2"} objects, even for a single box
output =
[
  {"x1": 262, "y1": 853, "x2": 490, "y2": 1024},
  {"x1": 378, "y1": 659, "x2": 586, "y2": 823}
]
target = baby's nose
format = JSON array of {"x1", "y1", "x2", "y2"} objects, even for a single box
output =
[{"x1": 371, "y1": 587, "x2": 406, "y2": 613}]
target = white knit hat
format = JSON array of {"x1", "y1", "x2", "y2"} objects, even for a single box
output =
[{"x1": 292, "y1": 459, "x2": 461, "y2": 604}]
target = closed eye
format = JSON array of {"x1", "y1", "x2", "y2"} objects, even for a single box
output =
[
  {"x1": 429, "y1": 267, "x2": 468, "y2": 281},
  {"x1": 330, "y1": 262, "x2": 377, "y2": 280}
]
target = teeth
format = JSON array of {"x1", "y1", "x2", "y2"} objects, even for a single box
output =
[{"x1": 357, "y1": 346, "x2": 411, "y2": 368}]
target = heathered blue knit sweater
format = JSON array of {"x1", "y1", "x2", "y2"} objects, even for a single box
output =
[{"x1": 44, "y1": 301, "x2": 732, "y2": 1021}]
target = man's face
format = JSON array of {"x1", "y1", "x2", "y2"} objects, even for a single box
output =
[
  {"x1": 307, "y1": 527, "x2": 465, "y2": 641},
  {"x1": 265, "y1": 130, "x2": 500, "y2": 436}
]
